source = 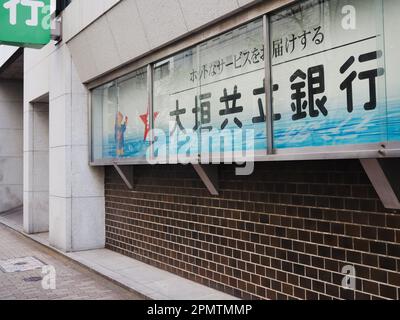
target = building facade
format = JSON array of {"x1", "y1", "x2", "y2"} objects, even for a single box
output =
[{"x1": 0, "y1": 0, "x2": 400, "y2": 300}]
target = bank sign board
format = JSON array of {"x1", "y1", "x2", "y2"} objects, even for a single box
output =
[
  {"x1": 0, "y1": 0, "x2": 51, "y2": 48},
  {"x1": 271, "y1": 0, "x2": 393, "y2": 151},
  {"x1": 90, "y1": 0, "x2": 400, "y2": 165}
]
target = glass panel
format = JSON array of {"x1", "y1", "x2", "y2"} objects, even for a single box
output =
[
  {"x1": 384, "y1": 0, "x2": 400, "y2": 142},
  {"x1": 91, "y1": 67, "x2": 148, "y2": 161},
  {"x1": 116, "y1": 69, "x2": 148, "y2": 159},
  {"x1": 198, "y1": 18, "x2": 265, "y2": 159},
  {"x1": 152, "y1": 18, "x2": 265, "y2": 163},
  {"x1": 91, "y1": 81, "x2": 117, "y2": 161},
  {"x1": 270, "y1": 0, "x2": 387, "y2": 149},
  {"x1": 153, "y1": 47, "x2": 199, "y2": 162}
]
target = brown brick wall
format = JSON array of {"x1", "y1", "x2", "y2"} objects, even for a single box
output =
[{"x1": 105, "y1": 160, "x2": 400, "y2": 300}]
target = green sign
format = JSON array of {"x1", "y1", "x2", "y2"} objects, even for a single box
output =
[{"x1": 0, "y1": 0, "x2": 51, "y2": 48}]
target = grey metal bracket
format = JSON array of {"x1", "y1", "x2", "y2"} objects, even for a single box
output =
[
  {"x1": 193, "y1": 164, "x2": 219, "y2": 196},
  {"x1": 360, "y1": 158, "x2": 400, "y2": 210},
  {"x1": 113, "y1": 163, "x2": 134, "y2": 190}
]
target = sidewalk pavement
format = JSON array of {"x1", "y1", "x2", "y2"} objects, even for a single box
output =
[
  {"x1": 0, "y1": 210, "x2": 237, "y2": 300},
  {"x1": 0, "y1": 223, "x2": 141, "y2": 300}
]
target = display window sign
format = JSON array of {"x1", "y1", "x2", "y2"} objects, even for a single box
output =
[
  {"x1": 271, "y1": 0, "x2": 390, "y2": 150},
  {"x1": 153, "y1": 18, "x2": 266, "y2": 163},
  {"x1": 0, "y1": 0, "x2": 52, "y2": 48},
  {"x1": 91, "y1": 68, "x2": 149, "y2": 161},
  {"x1": 90, "y1": 0, "x2": 399, "y2": 165}
]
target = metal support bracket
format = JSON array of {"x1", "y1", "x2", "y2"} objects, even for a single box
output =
[
  {"x1": 193, "y1": 164, "x2": 219, "y2": 196},
  {"x1": 360, "y1": 158, "x2": 400, "y2": 210},
  {"x1": 113, "y1": 163, "x2": 134, "y2": 190}
]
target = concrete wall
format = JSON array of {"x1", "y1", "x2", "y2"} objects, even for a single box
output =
[
  {"x1": 23, "y1": 42, "x2": 52, "y2": 234},
  {"x1": 23, "y1": 102, "x2": 49, "y2": 233},
  {"x1": 23, "y1": 41, "x2": 105, "y2": 248},
  {"x1": 21, "y1": 0, "x2": 108, "y2": 246},
  {"x1": 0, "y1": 80, "x2": 23, "y2": 213},
  {"x1": 48, "y1": 44, "x2": 105, "y2": 252},
  {"x1": 0, "y1": 46, "x2": 19, "y2": 68},
  {"x1": 63, "y1": 0, "x2": 122, "y2": 42}
]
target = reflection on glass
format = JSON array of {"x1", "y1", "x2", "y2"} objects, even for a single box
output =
[
  {"x1": 270, "y1": 0, "x2": 387, "y2": 149},
  {"x1": 153, "y1": 49, "x2": 198, "y2": 160},
  {"x1": 91, "y1": 67, "x2": 148, "y2": 161},
  {"x1": 152, "y1": 18, "x2": 266, "y2": 162},
  {"x1": 198, "y1": 18, "x2": 265, "y2": 156}
]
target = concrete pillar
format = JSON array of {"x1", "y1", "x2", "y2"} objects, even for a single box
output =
[
  {"x1": 23, "y1": 101, "x2": 49, "y2": 234},
  {"x1": 48, "y1": 44, "x2": 105, "y2": 252},
  {"x1": 0, "y1": 80, "x2": 23, "y2": 213}
]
